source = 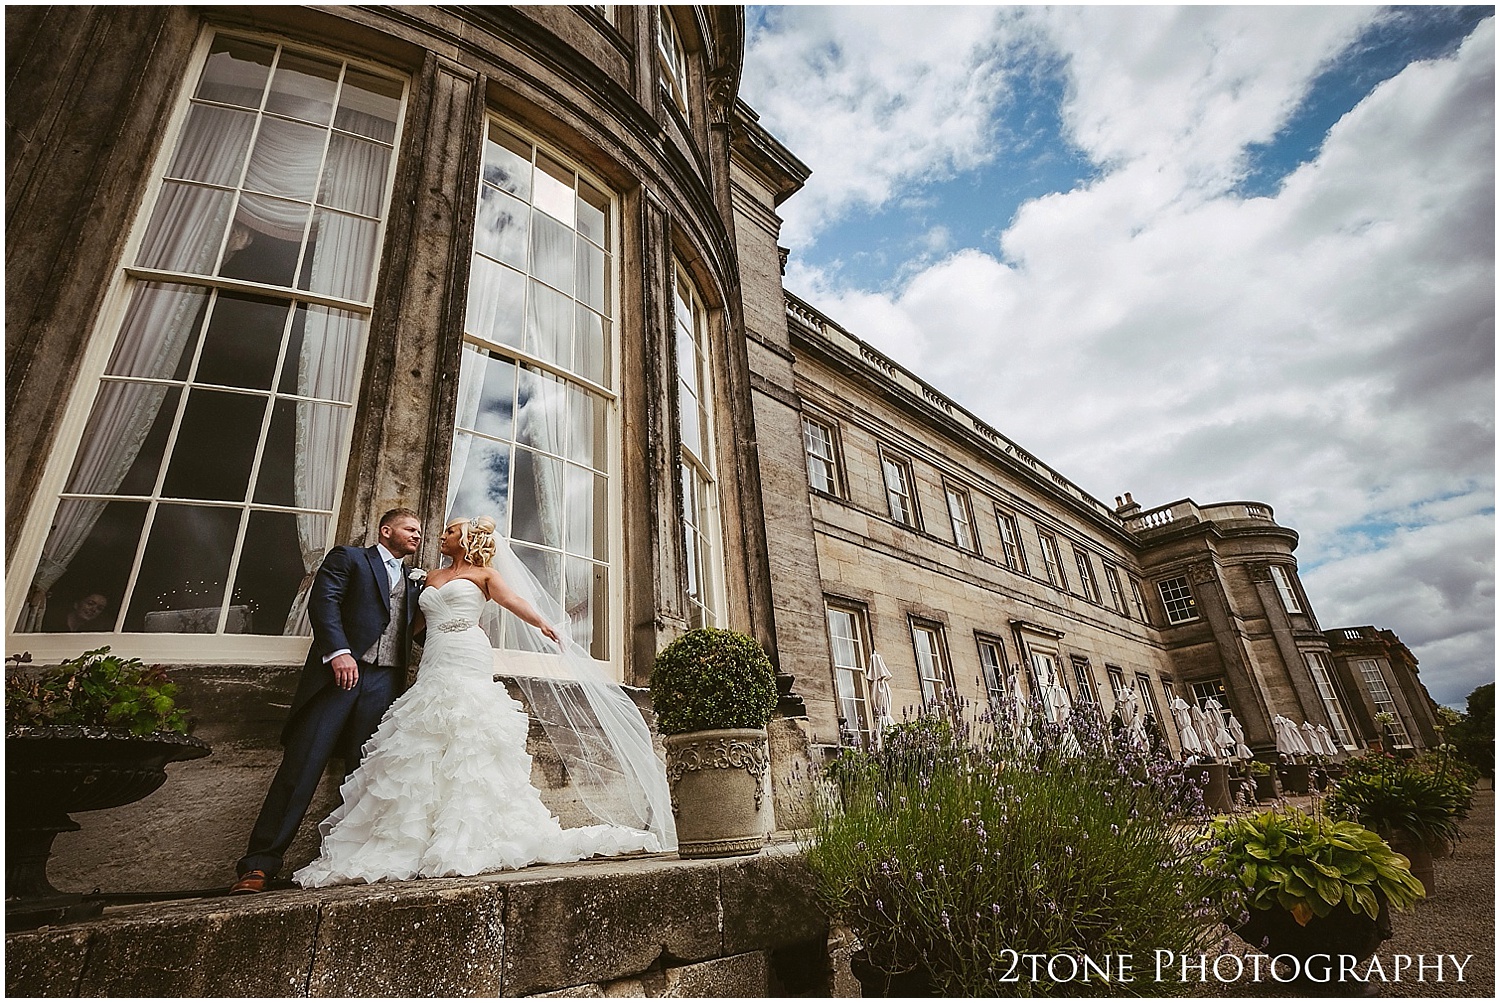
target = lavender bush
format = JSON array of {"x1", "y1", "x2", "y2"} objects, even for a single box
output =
[{"x1": 808, "y1": 698, "x2": 1218, "y2": 997}]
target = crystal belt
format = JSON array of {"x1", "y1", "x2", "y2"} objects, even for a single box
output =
[{"x1": 435, "y1": 618, "x2": 474, "y2": 633}]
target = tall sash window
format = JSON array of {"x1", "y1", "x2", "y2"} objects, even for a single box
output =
[
  {"x1": 674, "y1": 264, "x2": 724, "y2": 629},
  {"x1": 13, "y1": 33, "x2": 405, "y2": 651},
  {"x1": 446, "y1": 120, "x2": 617, "y2": 663}
]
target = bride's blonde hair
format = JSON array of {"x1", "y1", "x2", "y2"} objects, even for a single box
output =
[{"x1": 452, "y1": 515, "x2": 498, "y2": 568}]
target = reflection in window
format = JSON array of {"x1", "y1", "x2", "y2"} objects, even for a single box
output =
[
  {"x1": 911, "y1": 621, "x2": 953, "y2": 706},
  {"x1": 18, "y1": 36, "x2": 402, "y2": 637},
  {"x1": 802, "y1": 416, "x2": 839, "y2": 495},
  {"x1": 881, "y1": 451, "x2": 917, "y2": 528},
  {"x1": 449, "y1": 119, "x2": 615, "y2": 659}
]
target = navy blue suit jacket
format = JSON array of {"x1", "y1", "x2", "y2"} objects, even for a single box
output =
[{"x1": 282, "y1": 544, "x2": 421, "y2": 743}]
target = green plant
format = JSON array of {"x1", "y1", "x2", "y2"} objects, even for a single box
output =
[
  {"x1": 808, "y1": 705, "x2": 1217, "y2": 997},
  {"x1": 1247, "y1": 760, "x2": 1272, "y2": 777},
  {"x1": 1203, "y1": 807, "x2": 1424, "y2": 928},
  {"x1": 1324, "y1": 765, "x2": 1469, "y2": 846},
  {"x1": 649, "y1": 627, "x2": 777, "y2": 735},
  {"x1": 5, "y1": 647, "x2": 191, "y2": 736}
]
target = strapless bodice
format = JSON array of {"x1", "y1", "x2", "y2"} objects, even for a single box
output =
[{"x1": 419, "y1": 578, "x2": 487, "y2": 632}]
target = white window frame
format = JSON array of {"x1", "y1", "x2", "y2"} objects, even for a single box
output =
[
  {"x1": 802, "y1": 414, "x2": 840, "y2": 496},
  {"x1": 826, "y1": 602, "x2": 874, "y2": 748},
  {"x1": 450, "y1": 114, "x2": 623, "y2": 676},
  {"x1": 994, "y1": 508, "x2": 1026, "y2": 573},
  {"x1": 674, "y1": 261, "x2": 724, "y2": 631},
  {"x1": 1357, "y1": 658, "x2": 1414, "y2": 748},
  {"x1": 656, "y1": 6, "x2": 690, "y2": 119},
  {"x1": 1128, "y1": 576, "x2": 1149, "y2": 623},
  {"x1": 1070, "y1": 655, "x2": 1098, "y2": 706},
  {"x1": 1072, "y1": 545, "x2": 1100, "y2": 603},
  {"x1": 1305, "y1": 651, "x2": 1357, "y2": 749},
  {"x1": 1158, "y1": 576, "x2": 1199, "y2": 624},
  {"x1": 5, "y1": 28, "x2": 408, "y2": 664},
  {"x1": 880, "y1": 449, "x2": 918, "y2": 528},
  {"x1": 945, "y1": 484, "x2": 978, "y2": 553},
  {"x1": 1269, "y1": 564, "x2": 1303, "y2": 614},
  {"x1": 1037, "y1": 530, "x2": 1067, "y2": 590},
  {"x1": 910, "y1": 619, "x2": 953, "y2": 707},
  {"x1": 976, "y1": 635, "x2": 1007, "y2": 709},
  {"x1": 1103, "y1": 563, "x2": 1126, "y2": 614}
]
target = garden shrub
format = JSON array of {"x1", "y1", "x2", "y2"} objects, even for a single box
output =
[
  {"x1": 5, "y1": 646, "x2": 191, "y2": 736},
  {"x1": 649, "y1": 627, "x2": 777, "y2": 735},
  {"x1": 807, "y1": 701, "x2": 1218, "y2": 997}
]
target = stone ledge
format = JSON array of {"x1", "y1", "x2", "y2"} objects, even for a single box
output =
[{"x1": 6, "y1": 844, "x2": 828, "y2": 998}]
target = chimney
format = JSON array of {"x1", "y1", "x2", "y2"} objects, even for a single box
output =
[{"x1": 1115, "y1": 492, "x2": 1141, "y2": 517}]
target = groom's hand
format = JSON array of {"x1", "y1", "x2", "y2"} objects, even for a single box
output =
[{"x1": 331, "y1": 653, "x2": 359, "y2": 690}]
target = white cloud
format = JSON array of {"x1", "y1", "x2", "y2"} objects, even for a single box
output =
[{"x1": 753, "y1": 11, "x2": 1495, "y2": 707}]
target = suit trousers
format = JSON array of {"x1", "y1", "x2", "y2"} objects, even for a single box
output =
[{"x1": 237, "y1": 662, "x2": 400, "y2": 877}]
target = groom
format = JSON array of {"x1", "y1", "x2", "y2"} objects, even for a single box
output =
[{"x1": 229, "y1": 507, "x2": 424, "y2": 892}]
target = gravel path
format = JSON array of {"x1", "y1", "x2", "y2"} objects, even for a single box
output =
[{"x1": 1202, "y1": 786, "x2": 1494, "y2": 998}]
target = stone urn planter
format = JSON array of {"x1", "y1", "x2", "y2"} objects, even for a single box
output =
[
  {"x1": 1253, "y1": 770, "x2": 1280, "y2": 802},
  {"x1": 651, "y1": 628, "x2": 780, "y2": 859},
  {"x1": 1233, "y1": 897, "x2": 1393, "y2": 994},
  {"x1": 1385, "y1": 828, "x2": 1436, "y2": 898},
  {"x1": 6, "y1": 725, "x2": 210, "y2": 929},
  {"x1": 1184, "y1": 763, "x2": 1233, "y2": 812},
  {"x1": 663, "y1": 728, "x2": 773, "y2": 857}
]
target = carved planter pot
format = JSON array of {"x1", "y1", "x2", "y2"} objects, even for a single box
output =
[
  {"x1": 1253, "y1": 772, "x2": 1280, "y2": 802},
  {"x1": 663, "y1": 727, "x2": 772, "y2": 858},
  {"x1": 1232, "y1": 894, "x2": 1393, "y2": 996},
  {"x1": 6, "y1": 726, "x2": 211, "y2": 929}
]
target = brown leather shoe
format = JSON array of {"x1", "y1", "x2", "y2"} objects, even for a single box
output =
[{"x1": 229, "y1": 869, "x2": 269, "y2": 894}]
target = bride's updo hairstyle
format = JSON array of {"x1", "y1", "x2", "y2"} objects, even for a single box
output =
[{"x1": 456, "y1": 515, "x2": 499, "y2": 568}]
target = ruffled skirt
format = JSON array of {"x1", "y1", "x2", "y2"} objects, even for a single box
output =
[{"x1": 293, "y1": 627, "x2": 660, "y2": 888}]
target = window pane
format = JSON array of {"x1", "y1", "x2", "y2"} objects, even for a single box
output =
[
  {"x1": 220, "y1": 193, "x2": 309, "y2": 287},
  {"x1": 159, "y1": 389, "x2": 267, "y2": 501},
  {"x1": 533, "y1": 153, "x2": 575, "y2": 225},
  {"x1": 510, "y1": 447, "x2": 563, "y2": 549},
  {"x1": 565, "y1": 556, "x2": 608, "y2": 660},
  {"x1": 265, "y1": 51, "x2": 340, "y2": 125},
  {"x1": 319, "y1": 133, "x2": 391, "y2": 217},
  {"x1": 466, "y1": 257, "x2": 526, "y2": 348},
  {"x1": 446, "y1": 433, "x2": 511, "y2": 529},
  {"x1": 459, "y1": 352, "x2": 517, "y2": 442},
  {"x1": 254, "y1": 398, "x2": 350, "y2": 509},
  {"x1": 301, "y1": 209, "x2": 378, "y2": 301},
  {"x1": 128, "y1": 504, "x2": 243, "y2": 632},
  {"x1": 475, "y1": 186, "x2": 530, "y2": 268},
  {"x1": 563, "y1": 465, "x2": 606, "y2": 560},
  {"x1": 577, "y1": 240, "x2": 606, "y2": 313},
  {"x1": 233, "y1": 509, "x2": 322, "y2": 635},
  {"x1": 137, "y1": 182, "x2": 235, "y2": 275},
  {"x1": 505, "y1": 544, "x2": 562, "y2": 645},
  {"x1": 530, "y1": 212, "x2": 575, "y2": 295},
  {"x1": 168, "y1": 104, "x2": 256, "y2": 187},
  {"x1": 194, "y1": 292, "x2": 290, "y2": 390},
  {"x1": 336, "y1": 70, "x2": 401, "y2": 144},
  {"x1": 66, "y1": 384, "x2": 180, "y2": 497},
  {"x1": 104, "y1": 283, "x2": 211, "y2": 380},
  {"x1": 195, "y1": 37, "x2": 274, "y2": 109},
  {"x1": 483, "y1": 124, "x2": 533, "y2": 198},
  {"x1": 22, "y1": 499, "x2": 148, "y2": 634},
  {"x1": 278, "y1": 306, "x2": 366, "y2": 403},
  {"x1": 245, "y1": 116, "x2": 326, "y2": 201},
  {"x1": 574, "y1": 307, "x2": 608, "y2": 388},
  {"x1": 566, "y1": 381, "x2": 607, "y2": 470},
  {"x1": 515, "y1": 368, "x2": 569, "y2": 457},
  {"x1": 577, "y1": 181, "x2": 608, "y2": 249},
  {"x1": 525, "y1": 280, "x2": 573, "y2": 368}
]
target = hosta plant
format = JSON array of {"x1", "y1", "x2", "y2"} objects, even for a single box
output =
[{"x1": 1203, "y1": 807, "x2": 1424, "y2": 927}]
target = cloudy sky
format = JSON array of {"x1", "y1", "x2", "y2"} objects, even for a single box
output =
[{"x1": 739, "y1": 5, "x2": 1494, "y2": 709}]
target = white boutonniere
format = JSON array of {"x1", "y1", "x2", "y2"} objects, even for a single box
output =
[{"x1": 408, "y1": 568, "x2": 428, "y2": 584}]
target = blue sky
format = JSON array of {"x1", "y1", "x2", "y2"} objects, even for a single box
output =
[{"x1": 740, "y1": 6, "x2": 1495, "y2": 708}]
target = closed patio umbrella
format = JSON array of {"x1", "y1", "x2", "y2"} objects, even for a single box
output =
[
  {"x1": 866, "y1": 651, "x2": 895, "y2": 740},
  {"x1": 1189, "y1": 702, "x2": 1221, "y2": 759},
  {"x1": 1171, "y1": 696, "x2": 1206, "y2": 758},
  {"x1": 1204, "y1": 698, "x2": 1236, "y2": 757},
  {"x1": 1226, "y1": 712, "x2": 1254, "y2": 760}
]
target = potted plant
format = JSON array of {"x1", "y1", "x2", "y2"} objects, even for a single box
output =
[
  {"x1": 1203, "y1": 807, "x2": 1424, "y2": 990},
  {"x1": 6, "y1": 648, "x2": 210, "y2": 929},
  {"x1": 649, "y1": 628, "x2": 779, "y2": 858},
  {"x1": 1324, "y1": 761, "x2": 1471, "y2": 897},
  {"x1": 1247, "y1": 759, "x2": 1279, "y2": 802}
]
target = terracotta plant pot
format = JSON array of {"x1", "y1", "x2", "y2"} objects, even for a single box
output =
[
  {"x1": 1385, "y1": 828, "x2": 1436, "y2": 897},
  {"x1": 663, "y1": 727, "x2": 773, "y2": 858}
]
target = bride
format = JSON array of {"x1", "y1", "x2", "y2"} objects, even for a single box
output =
[{"x1": 294, "y1": 516, "x2": 674, "y2": 887}]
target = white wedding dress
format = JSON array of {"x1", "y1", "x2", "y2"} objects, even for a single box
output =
[{"x1": 294, "y1": 578, "x2": 662, "y2": 888}]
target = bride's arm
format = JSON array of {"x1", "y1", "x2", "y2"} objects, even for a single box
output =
[{"x1": 482, "y1": 567, "x2": 561, "y2": 644}]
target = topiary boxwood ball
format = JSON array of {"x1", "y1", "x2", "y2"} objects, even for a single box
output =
[{"x1": 650, "y1": 627, "x2": 778, "y2": 735}]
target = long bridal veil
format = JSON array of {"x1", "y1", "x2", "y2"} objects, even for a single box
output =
[{"x1": 487, "y1": 538, "x2": 677, "y2": 852}]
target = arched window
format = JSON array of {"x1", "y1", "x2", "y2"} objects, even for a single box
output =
[{"x1": 12, "y1": 31, "x2": 405, "y2": 658}]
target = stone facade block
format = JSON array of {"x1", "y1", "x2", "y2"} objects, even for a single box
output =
[
  {"x1": 660, "y1": 951, "x2": 769, "y2": 996},
  {"x1": 719, "y1": 848, "x2": 825, "y2": 955},
  {"x1": 500, "y1": 858, "x2": 721, "y2": 995},
  {"x1": 4, "y1": 928, "x2": 91, "y2": 998},
  {"x1": 307, "y1": 881, "x2": 504, "y2": 997},
  {"x1": 75, "y1": 896, "x2": 319, "y2": 996}
]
